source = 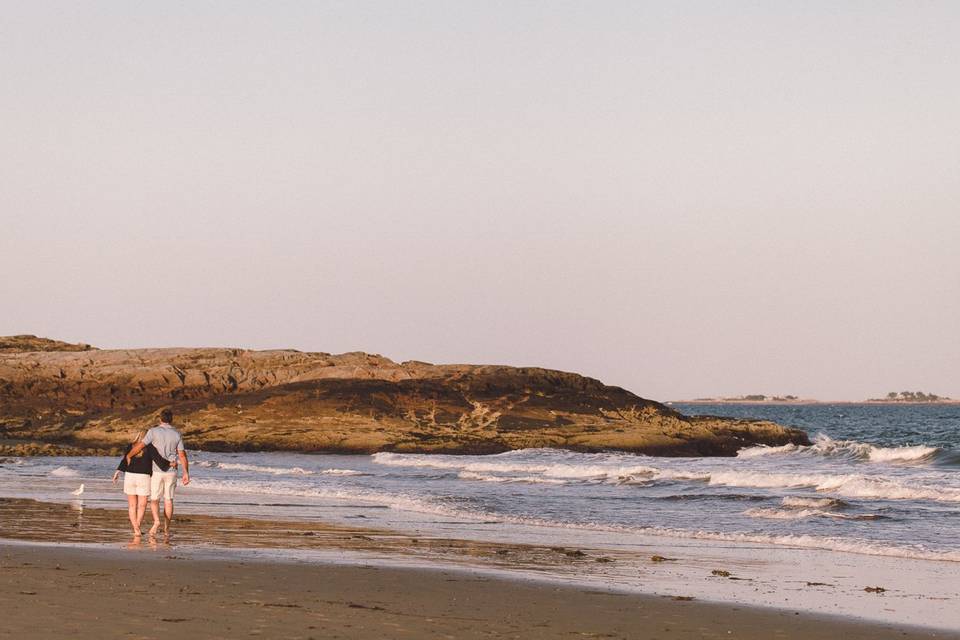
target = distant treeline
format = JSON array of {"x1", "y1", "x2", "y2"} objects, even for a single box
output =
[{"x1": 869, "y1": 391, "x2": 949, "y2": 402}]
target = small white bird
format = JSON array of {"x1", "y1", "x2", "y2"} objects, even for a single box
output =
[{"x1": 71, "y1": 484, "x2": 84, "y2": 496}]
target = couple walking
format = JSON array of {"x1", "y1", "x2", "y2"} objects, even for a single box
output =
[{"x1": 111, "y1": 409, "x2": 190, "y2": 538}]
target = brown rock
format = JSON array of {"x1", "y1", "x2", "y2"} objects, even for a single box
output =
[{"x1": 0, "y1": 336, "x2": 810, "y2": 456}]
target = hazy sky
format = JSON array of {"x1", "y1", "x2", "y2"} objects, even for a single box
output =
[{"x1": 2, "y1": 2, "x2": 958, "y2": 400}]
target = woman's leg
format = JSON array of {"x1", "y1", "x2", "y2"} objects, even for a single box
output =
[
  {"x1": 135, "y1": 495, "x2": 147, "y2": 534},
  {"x1": 126, "y1": 494, "x2": 138, "y2": 533}
]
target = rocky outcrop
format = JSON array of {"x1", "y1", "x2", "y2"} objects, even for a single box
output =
[{"x1": 0, "y1": 335, "x2": 809, "y2": 456}]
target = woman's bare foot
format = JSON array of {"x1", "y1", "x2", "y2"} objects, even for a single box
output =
[
  {"x1": 148, "y1": 522, "x2": 160, "y2": 537},
  {"x1": 133, "y1": 528, "x2": 142, "y2": 536}
]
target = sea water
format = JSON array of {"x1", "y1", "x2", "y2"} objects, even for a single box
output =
[{"x1": 2, "y1": 404, "x2": 958, "y2": 562}]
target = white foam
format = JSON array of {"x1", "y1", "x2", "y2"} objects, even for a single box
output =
[
  {"x1": 189, "y1": 478, "x2": 470, "y2": 520},
  {"x1": 320, "y1": 469, "x2": 364, "y2": 476},
  {"x1": 375, "y1": 450, "x2": 960, "y2": 503},
  {"x1": 373, "y1": 451, "x2": 660, "y2": 482},
  {"x1": 737, "y1": 434, "x2": 941, "y2": 465},
  {"x1": 743, "y1": 507, "x2": 879, "y2": 521},
  {"x1": 744, "y1": 507, "x2": 836, "y2": 520},
  {"x1": 781, "y1": 496, "x2": 847, "y2": 509},
  {"x1": 701, "y1": 469, "x2": 960, "y2": 503},
  {"x1": 458, "y1": 471, "x2": 568, "y2": 485},
  {"x1": 50, "y1": 466, "x2": 78, "y2": 477},
  {"x1": 200, "y1": 462, "x2": 314, "y2": 476}
]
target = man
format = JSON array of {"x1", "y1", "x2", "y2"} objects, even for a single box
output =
[{"x1": 127, "y1": 408, "x2": 190, "y2": 538}]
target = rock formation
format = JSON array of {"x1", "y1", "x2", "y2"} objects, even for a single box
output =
[{"x1": 0, "y1": 336, "x2": 809, "y2": 456}]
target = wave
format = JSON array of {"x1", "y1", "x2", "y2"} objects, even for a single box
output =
[
  {"x1": 50, "y1": 466, "x2": 78, "y2": 477},
  {"x1": 190, "y1": 478, "x2": 472, "y2": 519},
  {"x1": 458, "y1": 471, "x2": 568, "y2": 485},
  {"x1": 698, "y1": 469, "x2": 960, "y2": 503},
  {"x1": 375, "y1": 450, "x2": 960, "y2": 503},
  {"x1": 196, "y1": 461, "x2": 313, "y2": 476},
  {"x1": 737, "y1": 434, "x2": 947, "y2": 465},
  {"x1": 781, "y1": 496, "x2": 848, "y2": 509},
  {"x1": 320, "y1": 469, "x2": 365, "y2": 476},
  {"x1": 743, "y1": 507, "x2": 883, "y2": 521},
  {"x1": 373, "y1": 451, "x2": 657, "y2": 482}
]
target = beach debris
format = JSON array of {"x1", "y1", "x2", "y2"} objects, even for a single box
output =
[
  {"x1": 71, "y1": 484, "x2": 84, "y2": 496},
  {"x1": 160, "y1": 618, "x2": 189, "y2": 623},
  {"x1": 805, "y1": 582, "x2": 833, "y2": 587},
  {"x1": 19, "y1": 591, "x2": 37, "y2": 595},
  {"x1": 650, "y1": 555, "x2": 677, "y2": 562},
  {"x1": 564, "y1": 549, "x2": 587, "y2": 558},
  {"x1": 302, "y1": 531, "x2": 315, "y2": 536},
  {"x1": 864, "y1": 586, "x2": 887, "y2": 593},
  {"x1": 711, "y1": 569, "x2": 732, "y2": 577},
  {"x1": 495, "y1": 549, "x2": 510, "y2": 555},
  {"x1": 595, "y1": 556, "x2": 613, "y2": 563},
  {"x1": 671, "y1": 596, "x2": 694, "y2": 601}
]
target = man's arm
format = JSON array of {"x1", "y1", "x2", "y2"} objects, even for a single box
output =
[
  {"x1": 126, "y1": 441, "x2": 147, "y2": 463},
  {"x1": 178, "y1": 449, "x2": 190, "y2": 485}
]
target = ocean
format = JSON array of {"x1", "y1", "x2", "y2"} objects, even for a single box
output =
[{"x1": 2, "y1": 403, "x2": 957, "y2": 563}]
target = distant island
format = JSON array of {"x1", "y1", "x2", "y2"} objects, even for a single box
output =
[
  {"x1": 865, "y1": 391, "x2": 953, "y2": 403},
  {"x1": 674, "y1": 391, "x2": 956, "y2": 405},
  {"x1": 675, "y1": 395, "x2": 809, "y2": 404}
]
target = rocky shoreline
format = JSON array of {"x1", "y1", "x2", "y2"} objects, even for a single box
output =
[{"x1": 0, "y1": 335, "x2": 809, "y2": 457}]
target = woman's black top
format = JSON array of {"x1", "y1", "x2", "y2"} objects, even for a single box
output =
[{"x1": 117, "y1": 443, "x2": 171, "y2": 475}]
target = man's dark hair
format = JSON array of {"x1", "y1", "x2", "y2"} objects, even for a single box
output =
[{"x1": 160, "y1": 409, "x2": 174, "y2": 424}]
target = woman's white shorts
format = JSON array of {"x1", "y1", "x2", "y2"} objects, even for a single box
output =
[{"x1": 123, "y1": 472, "x2": 151, "y2": 496}]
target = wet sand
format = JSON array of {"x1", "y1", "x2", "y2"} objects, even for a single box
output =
[
  {"x1": 1, "y1": 542, "x2": 950, "y2": 640},
  {"x1": 0, "y1": 498, "x2": 955, "y2": 639}
]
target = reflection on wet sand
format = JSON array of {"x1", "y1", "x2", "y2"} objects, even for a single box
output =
[{"x1": 0, "y1": 497, "x2": 621, "y2": 576}]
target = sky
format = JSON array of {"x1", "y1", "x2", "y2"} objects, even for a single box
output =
[{"x1": 2, "y1": 2, "x2": 958, "y2": 401}]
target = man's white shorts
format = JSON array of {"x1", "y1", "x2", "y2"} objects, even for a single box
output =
[
  {"x1": 123, "y1": 472, "x2": 151, "y2": 496},
  {"x1": 150, "y1": 470, "x2": 177, "y2": 501}
]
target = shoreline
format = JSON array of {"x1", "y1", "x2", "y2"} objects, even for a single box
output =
[
  {"x1": 0, "y1": 496, "x2": 957, "y2": 633},
  {"x1": 1, "y1": 541, "x2": 952, "y2": 640}
]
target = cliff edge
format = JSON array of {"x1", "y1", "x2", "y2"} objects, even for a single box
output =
[{"x1": 0, "y1": 336, "x2": 809, "y2": 456}]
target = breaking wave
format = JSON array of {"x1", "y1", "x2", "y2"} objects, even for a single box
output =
[
  {"x1": 737, "y1": 434, "x2": 948, "y2": 465},
  {"x1": 374, "y1": 450, "x2": 960, "y2": 503},
  {"x1": 196, "y1": 461, "x2": 313, "y2": 475},
  {"x1": 50, "y1": 466, "x2": 79, "y2": 477}
]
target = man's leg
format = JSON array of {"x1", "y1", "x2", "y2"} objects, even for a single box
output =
[
  {"x1": 163, "y1": 499, "x2": 174, "y2": 534},
  {"x1": 149, "y1": 472, "x2": 163, "y2": 536}
]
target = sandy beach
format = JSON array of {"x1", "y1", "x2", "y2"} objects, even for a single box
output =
[
  {"x1": 0, "y1": 497, "x2": 955, "y2": 639},
  {"x1": 2, "y1": 542, "x2": 950, "y2": 640}
]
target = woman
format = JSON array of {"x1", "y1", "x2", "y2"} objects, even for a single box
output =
[{"x1": 111, "y1": 431, "x2": 173, "y2": 536}]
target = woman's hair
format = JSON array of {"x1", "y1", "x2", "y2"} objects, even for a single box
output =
[{"x1": 131, "y1": 430, "x2": 145, "y2": 457}]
